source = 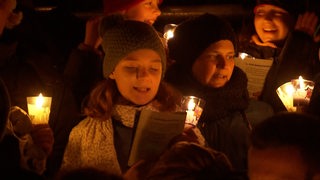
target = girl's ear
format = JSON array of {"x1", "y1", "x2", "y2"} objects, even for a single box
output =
[{"x1": 109, "y1": 72, "x2": 115, "y2": 79}]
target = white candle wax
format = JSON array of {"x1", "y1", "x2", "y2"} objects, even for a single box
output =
[
  {"x1": 27, "y1": 104, "x2": 51, "y2": 124},
  {"x1": 293, "y1": 76, "x2": 309, "y2": 106},
  {"x1": 186, "y1": 110, "x2": 196, "y2": 125},
  {"x1": 181, "y1": 96, "x2": 205, "y2": 126}
]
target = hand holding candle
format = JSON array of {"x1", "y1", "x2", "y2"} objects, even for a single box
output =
[
  {"x1": 27, "y1": 93, "x2": 52, "y2": 124},
  {"x1": 31, "y1": 124, "x2": 54, "y2": 155}
]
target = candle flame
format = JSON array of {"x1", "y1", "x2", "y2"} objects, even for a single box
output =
[
  {"x1": 188, "y1": 99, "x2": 196, "y2": 111},
  {"x1": 298, "y1": 76, "x2": 305, "y2": 90},
  {"x1": 163, "y1": 24, "x2": 177, "y2": 40},
  {"x1": 164, "y1": 30, "x2": 174, "y2": 40},
  {"x1": 239, "y1": 52, "x2": 249, "y2": 60},
  {"x1": 36, "y1": 93, "x2": 44, "y2": 108}
]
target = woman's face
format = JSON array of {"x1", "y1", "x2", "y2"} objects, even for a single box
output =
[
  {"x1": 109, "y1": 49, "x2": 162, "y2": 105},
  {"x1": 124, "y1": 0, "x2": 161, "y2": 25},
  {"x1": 192, "y1": 40, "x2": 235, "y2": 88},
  {"x1": 254, "y1": 4, "x2": 293, "y2": 44}
]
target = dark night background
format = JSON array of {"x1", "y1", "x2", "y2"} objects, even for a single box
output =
[
  {"x1": 10, "y1": 0, "x2": 317, "y2": 74},
  {"x1": 29, "y1": 0, "x2": 254, "y2": 12}
]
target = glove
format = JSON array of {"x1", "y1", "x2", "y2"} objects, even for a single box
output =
[{"x1": 30, "y1": 124, "x2": 54, "y2": 155}]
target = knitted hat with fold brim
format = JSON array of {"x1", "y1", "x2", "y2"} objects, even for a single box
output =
[
  {"x1": 102, "y1": 20, "x2": 166, "y2": 78},
  {"x1": 254, "y1": 0, "x2": 307, "y2": 16},
  {"x1": 168, "y1": 13, "x2": 237, "y2": 71}
]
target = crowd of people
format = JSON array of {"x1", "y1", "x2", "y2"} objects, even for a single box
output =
[{"x1": 1, "y1": 0, "x2": 320, "y2": 179}]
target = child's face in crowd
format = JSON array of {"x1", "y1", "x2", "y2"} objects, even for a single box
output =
[
  {"x1": 124, "y1": 0, "x2": 161, "y2": 25},
  {"x1": 192, "y1": 40, "x2": 235, "y2": 88},
  {"x1": 109, "y1": 49, "x2": 162, "y2": 105},
  {"x1": 254, "y1": 4, "x2": 293, "y2": 43},
  {"x1": 248, "y1": 146, "x2": 314, "y2": 180}
]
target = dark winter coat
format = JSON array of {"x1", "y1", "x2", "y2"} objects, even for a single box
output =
[
  {"x1": 64, "y1": 48, "x2": 103, "y2": 109},
  {"x1": 166, "y1": 65, "x2": 254, "y2": 172}
]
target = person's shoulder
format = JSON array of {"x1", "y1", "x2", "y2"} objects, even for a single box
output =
[
  {"x1": 70, "y1": 117, "x2": 97, "y2": 133},
  {"x1": 71, "y1": 116, "x2": 113, "y2": 136},
  {"x1": 239, "y1": 41, "x2": 276, "y2": 59},
  {"x1": 248, "y1": 99, "x2": 274, "y2": 112},
  {"x1": 246, "y1": 99, "x2": 274, "y2": 127}
]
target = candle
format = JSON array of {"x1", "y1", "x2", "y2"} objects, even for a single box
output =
[
  {"x1": 27, "y1": 93, "x2": 52, "y2": 124},
  {"x1": 292, "y1": 76, "x2": 314, "y2": 112},
  {"x1": 181, "y1": 96, "x2": 205, "y2": 126},
  {"x1": 186, "y1": 98, "x2": 196, "y2": 124},
  {"x1": 164, "y1": 29, "x2": 174, "y2": 40},
  {"x1": 277, "y1": 76, "x2": 314, "y2": 112},
  {"x1": 163, "y1": 24, "x2": 177, "y2": 40}
]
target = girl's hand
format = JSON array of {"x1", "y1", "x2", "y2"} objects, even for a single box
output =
[
  {"x1": 84, "y1": 16, "x2": 103, "y2": 49},
  {"x1": 30, "y1": 124, "x2": 54, "y2": 155},
  {"x1": 251, "y1": 34, "x2": 277, "y2": 48},
  {"x1": 295, "y1": 12, "x2": 318, "y2": 37}
]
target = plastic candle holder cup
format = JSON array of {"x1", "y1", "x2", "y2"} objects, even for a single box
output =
[
  {"x1": 27, "y1": 94, "x2": 52, "y2": 124},
  {"x1": 276, "y1": 76, "x2": 314, "y2": 112},
  {"x1": 181, "y1": 96, "x2": 205, "y2": 126}
]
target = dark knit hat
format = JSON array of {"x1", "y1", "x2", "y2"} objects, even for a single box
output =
[
  {"x1": 255, "y1": 0, "x2": 307, "y2": 16},
  {"x1": 103, "y1": 0, "x2": 163, "y2": 15},
  {"x1": 102, "y1": 20, "x2": 166, "y2": 78},
  {"x1": 99, "y1": 14, "x2": 125, "y2": 38},
  {"x1": 168, "y1": 13, "x2": 237, "y2": 70}
]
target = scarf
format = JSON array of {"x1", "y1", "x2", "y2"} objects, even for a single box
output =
[{"x1": 166, "y1": 66, "x2": 249, "y2": 123}]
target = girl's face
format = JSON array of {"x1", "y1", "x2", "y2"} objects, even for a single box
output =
[
  {"x1": 192, "y1": 40, "x2": 235, "y2": 88},
  {"x1": 254, "y1": 4, "x2": 294, "y2": 43},
  {"x1": 124, "y1": 0, "x2": 161, "y2": 25},
  {"x1": 109, "y1": 49, "x2": 162, "y2": 105}
]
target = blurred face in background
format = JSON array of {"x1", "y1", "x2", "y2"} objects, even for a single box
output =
[
  {"x1": 124, "y1": 0, "x2": 161, "y2": 25},
  {"x1": 254, "y1": 4, "x2": 294, "y2": 44},
  {"x1": 192, "y1": 40, "x2": 235, "y2": 88}
]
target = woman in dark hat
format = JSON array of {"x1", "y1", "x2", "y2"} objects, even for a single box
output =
[{"x1": 165, "y1": 13, "x2": 274, "y2": 174}]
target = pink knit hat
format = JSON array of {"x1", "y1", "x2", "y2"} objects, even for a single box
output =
[{"x1": 103, "y1": 0, "x2": 163, "y2": 15}]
